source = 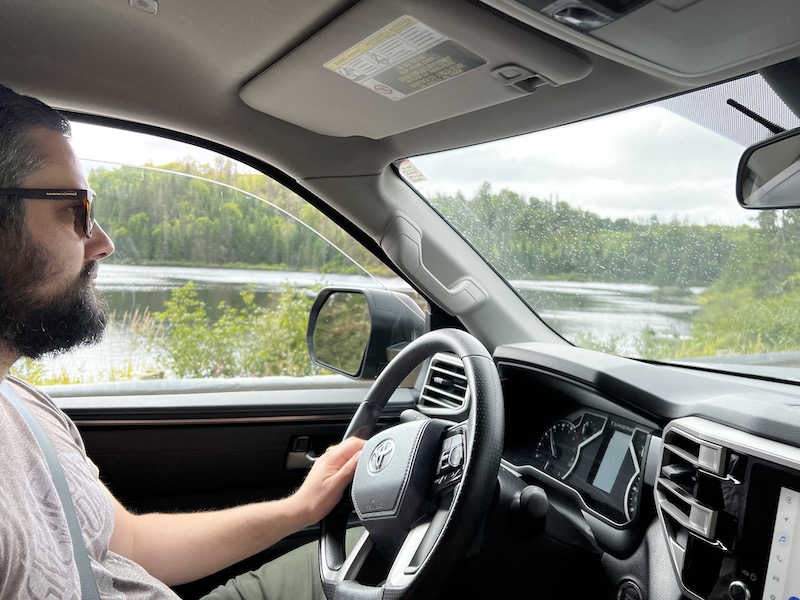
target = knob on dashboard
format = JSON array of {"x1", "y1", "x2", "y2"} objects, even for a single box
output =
[
  {"x1": 728, "y1": 580, "x2": 750, "y2": 600},
  {"x1": 617, "y1": 580, "x2": 643, "y2": 600},
  {"x1": 515, "y1": 485, "x2": 549, "y2": 519}
]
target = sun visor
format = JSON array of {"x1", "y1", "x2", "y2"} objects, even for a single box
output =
[{"x1": 240, "y1": 0, "x2": 592, "y2": 139}]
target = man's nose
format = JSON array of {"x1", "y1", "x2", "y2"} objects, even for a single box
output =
[{"x1": 85, "y1": 222, "x2": 115, "y2": 261}]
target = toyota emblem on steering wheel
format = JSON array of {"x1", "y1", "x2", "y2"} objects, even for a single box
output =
[{"x1": 368, "y1": 439, "x2": 395, "y2": 474}]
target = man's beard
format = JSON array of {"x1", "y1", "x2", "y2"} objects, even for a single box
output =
[{"x1": 0, "y1": 237, "x2": 108, "y2": 360}]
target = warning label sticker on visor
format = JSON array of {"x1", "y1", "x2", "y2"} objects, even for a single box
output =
[{"x1": 324, "y1": 15, "x2": 486, "y2": 101}]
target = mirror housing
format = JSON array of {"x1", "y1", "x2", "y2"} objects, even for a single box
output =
[
  {"x1": 737, "y1": 128, "x2": 800, "y2": 209},
  {"x1": 307, "y1": 287, "x2": 425, "y2": 379}
]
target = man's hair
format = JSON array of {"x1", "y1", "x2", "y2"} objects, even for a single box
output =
[{"x1": 0, "y1": 84, "x2": 71, "y2": 230}]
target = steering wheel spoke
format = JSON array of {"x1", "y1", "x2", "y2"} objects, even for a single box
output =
[{"x1": 320, "y1": 528, "x2": 374, "y2": 585}]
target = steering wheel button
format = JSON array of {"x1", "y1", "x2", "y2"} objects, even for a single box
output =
[
  {"x1": 448, "y1": 445, "x2": 464, "y2": 467},
  {"x1": 438, "y1": 452, "x2": 450, "y2": 472}
]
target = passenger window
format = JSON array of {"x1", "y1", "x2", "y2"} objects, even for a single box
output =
[{"x1": 11, "y1": 124, "x2": 408, "y2": 386}]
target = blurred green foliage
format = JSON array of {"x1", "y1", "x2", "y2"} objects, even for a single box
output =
[
  {"x1": 90, "y1": 159, "x2": 388, "y2": 275},
  {"x1": 146, "y1": 282, "x2": 318, "y2": 378},
  {"x1": 430, "y1": 182, "x2": 744, "y2": 287}
]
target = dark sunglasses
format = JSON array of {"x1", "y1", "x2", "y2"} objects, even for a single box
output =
[{"x1": 0, "y1": 188, "x2": 96, "y2": 238}]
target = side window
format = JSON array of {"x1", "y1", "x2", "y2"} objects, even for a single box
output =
[{"x1": 11, "y1": 124, "x2": 408, "y2": 386}]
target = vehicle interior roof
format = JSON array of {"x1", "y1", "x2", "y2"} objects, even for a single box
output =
[{"x1": 4, "y1": 0, "x2": 800, "y2": 183}]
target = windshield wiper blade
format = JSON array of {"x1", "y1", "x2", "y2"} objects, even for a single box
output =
[{"x1": 727, "y1": 98, "x2": 785, "y2": 134}]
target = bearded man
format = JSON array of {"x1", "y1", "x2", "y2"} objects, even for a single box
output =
[{"x1": 0, "y1": 84, "x2": 364, "y2": 599}]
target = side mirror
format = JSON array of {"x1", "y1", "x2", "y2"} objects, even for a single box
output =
[
  {"x1": 307, "y1": 287, "x2": 425, "y2": 379},
  {"x1": 737, "y1": 128, "x2": 800, "y2": 209}
]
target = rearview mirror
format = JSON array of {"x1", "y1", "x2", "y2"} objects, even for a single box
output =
[
  {"x1": 307, "y1": 287, "x2": 425, "y2": 379},
  {"x1": 737, "y1": 128, "x2": 800, "y2": 209}
]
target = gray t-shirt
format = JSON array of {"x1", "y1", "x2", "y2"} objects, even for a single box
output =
[{"x1": 0, "y1": 377, "x2": 179, "y2": 599}]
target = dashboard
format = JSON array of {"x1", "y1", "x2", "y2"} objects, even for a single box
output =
[{"x1": 490, "y1": 342, "x2": 800, "y2": 600}]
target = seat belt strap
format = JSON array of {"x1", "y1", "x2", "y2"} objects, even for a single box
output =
[{"x1": 2, "y1": 382, "x2": 102, "y2": 600}]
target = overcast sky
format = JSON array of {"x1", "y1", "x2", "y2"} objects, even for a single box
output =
[
  {"x1": 71, "y1": 123, "x2": 225, "y2": 168},
  {"x1": 411, "y1": 104, "x2": 752, "y2": 226}
]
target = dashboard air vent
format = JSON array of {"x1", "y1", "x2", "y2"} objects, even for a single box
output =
[
  {"x1": 419, "y1": 353, "x2": 469, "y2": 414},
  {"x1": 656, "y1": 428, "x2": 726, "y2": 541},
  {"x1": 655, "y1": 426, "x2": 729, "y2": 577}
]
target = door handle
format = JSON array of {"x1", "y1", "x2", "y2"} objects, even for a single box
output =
[
  {"x1": 286, "y1": 449, "x2": 322, "y2": 470},
  {"x1": 286, "y1": 436, "x2": 322, "y2": 470}
]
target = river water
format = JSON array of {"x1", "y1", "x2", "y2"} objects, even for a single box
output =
[
  {"x1": 32, "y1": 264, "x2": 700, "y2": 380},
  {"x1": 513, "y1": 279, "x2": 700, "y2": 348}
]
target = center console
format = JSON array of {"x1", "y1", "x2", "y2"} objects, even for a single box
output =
[{"x1": 656, "y1": 417, "x2": 800, "y2": 600}]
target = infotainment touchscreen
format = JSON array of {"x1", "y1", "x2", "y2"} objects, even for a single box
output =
[{"x1": 762, "y1": 486, "x2": 800, "y2": 600}]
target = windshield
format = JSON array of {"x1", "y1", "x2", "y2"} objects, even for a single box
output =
[{"x1": 406, "y1": 74, "x2": 800, "y2": 376}]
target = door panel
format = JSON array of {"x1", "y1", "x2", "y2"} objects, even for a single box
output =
[
  {"x1": 54, "y1": 382, "x2": 416, "y2": 599},
  {"x1": 56, "y1": 384, "x2": 415, "y2": 512}
]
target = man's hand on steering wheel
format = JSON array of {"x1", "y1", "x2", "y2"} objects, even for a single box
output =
[{"x1": 292, "y1": 437, "x2": 366, "y2": 528}]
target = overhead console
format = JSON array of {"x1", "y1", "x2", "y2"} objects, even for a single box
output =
[
  {"x1": 656, "y1": 417, "x2": 800, "y2": 600},
  {"x1": 240, "y1": 0, "x2": 592, "y2": 138},
  {"x1": 479, "y1": 0, "x2": 800, "y2": 81},
  {"x1": 512, "y1": 0, "x2": 654, "y2": 33}
]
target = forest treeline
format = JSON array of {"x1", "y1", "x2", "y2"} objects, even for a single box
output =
[
  {"x1": 90, "y1": 159, "x2": 383, "y2": 274},
  {"x1": 429, "y1": 183, "x2": 748, "y2": 287},
  {"x1": 92, "y1": 161, "x2": 750, "y2": 288}
]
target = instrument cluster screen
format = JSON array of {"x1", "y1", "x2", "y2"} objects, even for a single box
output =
[{"x1": 530, "y1": 410, "x2": 650, "y2": 524}]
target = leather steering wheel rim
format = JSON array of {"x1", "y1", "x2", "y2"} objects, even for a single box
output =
[{"x1": 319, "y1": 328, "x2": 504, "y2": 600}]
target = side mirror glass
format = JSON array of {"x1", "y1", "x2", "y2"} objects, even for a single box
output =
[
  {"x1": 311, "y1": 291, "x2": 372, "y2": 377},
  {"x1": 307, "y1": 287, "x2": 425, "y2": 379},
  {"x1": 737, "y1": 128, "x2": 800, "y2": 209}
]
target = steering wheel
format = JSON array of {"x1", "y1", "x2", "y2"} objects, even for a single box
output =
[{"x1": 319, "y1": 328, "x2": 504, "y2": 600}]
